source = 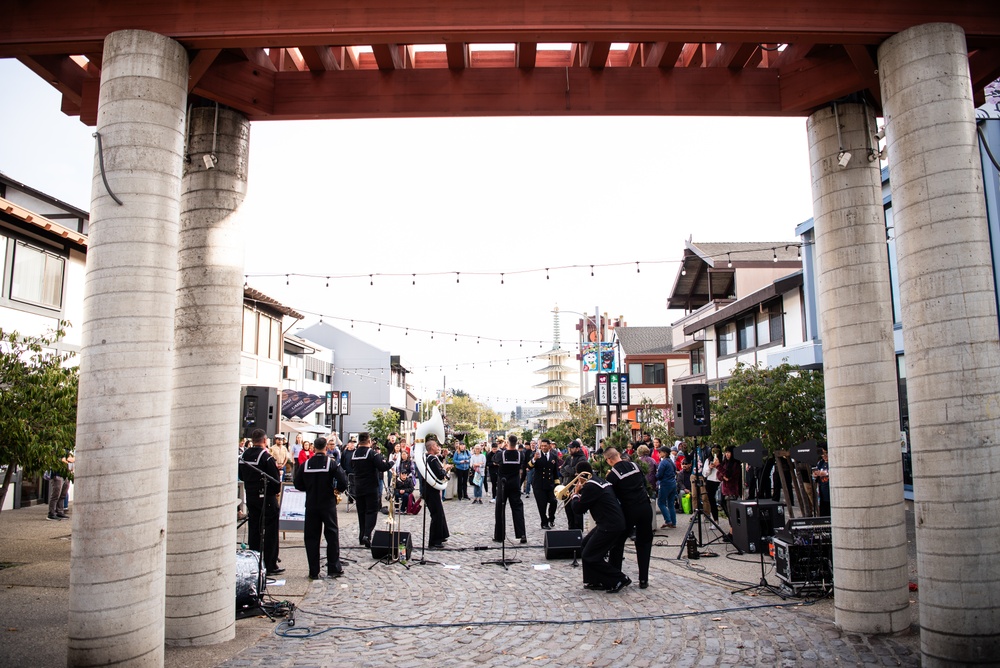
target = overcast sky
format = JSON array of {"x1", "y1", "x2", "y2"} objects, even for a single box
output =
[{"x1": 0, "y1": 58, "x2": 816, "y2": 413}]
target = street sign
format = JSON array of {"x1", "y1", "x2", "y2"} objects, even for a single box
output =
[
  {"x1": 596, "y1": 374, "x2": 610, "y2": 406},
  {"x1": 326, "y1": 391, "x2": 340, "y2": 416},
  {"x1": 609, "y1": 373, "x2": 620, "y2": 405},
  {"x1": 339, "y1": 391, "x2": 350, "y2": 415},
  {"x1": 618, "y1": 375, "x2": 630, "y2": 406}
]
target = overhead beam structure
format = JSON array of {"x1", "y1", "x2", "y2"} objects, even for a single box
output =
[{"x1": 3, "y1": 0, "x2": 1000, "y2": 123}]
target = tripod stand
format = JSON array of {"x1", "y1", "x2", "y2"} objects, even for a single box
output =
[
  {"x1": 732, "y1": 465, "x2": 786, "y2": 598},
  {"x1": 482, "y1": 476, "x2": 521, "y2": 569},
  {"x1": 370, "y1": 473, "x2": 410, "y2": 570},
  {"x1": 676, "y1": 442, "x2": 730, "y2": 560}
]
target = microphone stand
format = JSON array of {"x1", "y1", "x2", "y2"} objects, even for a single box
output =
[{"x1": 482, "y1": 475, "x2": 520, "y2": 569}]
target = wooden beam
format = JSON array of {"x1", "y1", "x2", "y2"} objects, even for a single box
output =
[
  {"x1": 516, "y1": 42, "x2": 537, "y2": 69},
  {"x1": 970, "y1": 47, "x2": 1000, "y2": 106},
  {"x1": 843, "y1": 44, "x2": 882, "y2": 108},
  {"x1": 265, "y1": 66, "x2": 781, "y2": 121},
  {"x1": 582, "y1": 41, "x2": 612, "y2": 69},
  {"x1": 192, "y1": 58, "x2": 275, "y2": 119},
  {"x1": 17, "y1": 54, "x2": 88, "y2": 104},
  {"x1": 679, "y1": 43, "x2": 703, "y2": 68},
  {"x1": 779, "y1": 48, "x2": 866, "y2": 113},
  {"x1": 242, "y1": 47, "x2": 276, "y2": 71},
  {"x1": 371, "y1": 43, "x2": 402, "y2": 70},
  {"x1": 299, "y1": 45, "x2": 341, "y2": 72},
  {"x1": 188, "y1": 48, "x2": 221, "y2": 91},
  {"x1": 626, "y1": 43, "x2": 642, "y2": 67},
  {"x1": 711, "y1": 42, "x2": 760, "y2": 69},
  {"x1": 283, "y1": 47, "x2": 306, "y2": 72},
  {"x1": 446, "y1": 42, "x2": 468, "y2": 70},
  {"x1": 5, "y1": 1, "x2": 1000, "y2": 57},
  {"x1": 643, "y1": 42, "x2": 684, "y2": 68}
]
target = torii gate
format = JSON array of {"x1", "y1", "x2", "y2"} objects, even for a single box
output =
[{"x1": 3, "y1": 3, "x2": 1000, "y2": 666}]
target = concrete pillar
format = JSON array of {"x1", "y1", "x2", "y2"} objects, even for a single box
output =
[
  {"x1": 807, "y1": 102, "x2": 910, "y2": 634},
  {"x1": 69, "y1": 30, "x2": 188, "y2": 667},
  {"x1": 165, "y1": 106, "x2": 249, "y2": 645},
  {"x1": 879, "y1": 22, "x2": 1000, "y2": 665}
]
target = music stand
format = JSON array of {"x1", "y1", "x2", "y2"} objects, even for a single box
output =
[
  {"x1": 675, "y1": 438, "x2": 731, "y2": 559},
  {"x1": 731, "y1": 438, "x2": 785, "y2": 598},
  {"x1": 482, "y1": 476, "x2": 521, "y2": 569}
]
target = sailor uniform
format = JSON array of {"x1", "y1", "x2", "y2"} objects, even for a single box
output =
[
  {"x1": 570, "y1": 477, "x2": 628, "y2": 589},
  {"x1": 238, "y1": 446, "x2": 282, "y2": 572},
  {"x1": 350, "y1": 445, "x2": 393, "y2": 546},
  {"x1": 607, "y1": 460, "x2": 654, "y2": 585},
  {"x1": 494, "y1": 448, "x2": 527, "y2": 541},
  {"x1": 293, "y1": 453, "x2": 348, "y2": 577}
]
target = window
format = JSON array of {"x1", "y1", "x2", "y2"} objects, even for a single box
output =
[
  {"x1": 756, "y1": 312, "x2": 771, "y2": 346},
  {"x1": 737, "y1": 315, "x2": 755, "y2": 351},
  {"x1": 639, "y1": 363, "x2": 664, "y2": 384},
  {"x1": 717, "y1": 323, "x2": 735, "y2": 357},
  {"x1": 257, "y1": 313, "x2": 271, "y2": 357},
  {"x1": 628, "y1": 363, "x2": 643, "y2": 384},
  {"x1": 10, "y1": 240, "x2": 64, "y2": 309},
  {"x1": 242, "y1": 307, "x2": 256, "y2": 353},
  {"x1": 270, "y1": 316, "x2": 281, "y2": 359},
  {"x1": 691, "y1": 347, "x2": 704, "y2": 375},
  {"x1": 767, "y1": 301, "x2": 784, "y2": 343}
]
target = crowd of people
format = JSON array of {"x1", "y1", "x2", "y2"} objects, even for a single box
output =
[{"x1": 239, "y1": 429, "x2": 831, "y2": 591}]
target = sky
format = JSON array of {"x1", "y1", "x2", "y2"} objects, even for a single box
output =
[{"x1": 0, "y1": 58, "x2": 816, "y2": 414}]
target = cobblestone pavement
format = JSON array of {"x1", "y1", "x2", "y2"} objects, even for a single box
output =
[{"x1": 224, "y1": 494, "x2": 920, "y2": 668}]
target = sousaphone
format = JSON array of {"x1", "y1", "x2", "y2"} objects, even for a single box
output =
[{"x1": 413, "y1": 406, "x2": 448, "y2": 491}]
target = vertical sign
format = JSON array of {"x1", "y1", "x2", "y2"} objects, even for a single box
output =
[
  {"x1": 618, "y1": 375, "x2": 630, "y2": 406},
  {"x1": 339, "y1": 391, "x2": 350, "y2": 415},
  {"x1": 326, "y1": 391, "x2": 340, "y2": 415},
  {"x1": 609, "y1": 373, "x2": 620, "y2": 405},
  {"x1": 596, "y1": 374, "x2": 610, "y2": 406}
]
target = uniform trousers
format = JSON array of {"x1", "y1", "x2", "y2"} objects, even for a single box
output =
[
  {"x1": 355, "y1": 489, "x2": 380, "y2": 544},
  {"x1": 494, "y1": 476, "x2": 526, "y2": 541},
  {"x1": 609, "y1": 502, "x2": 654, "y2": 583},
  {"x1": 581, "y1": 527, "x2": 628, "y2": 588},
  {"x1": 247, "y1": 495, "x2": 280, "y2": 571},
  {"x1": 304, "y1": 502, "x2": 342, "y2": 577}
]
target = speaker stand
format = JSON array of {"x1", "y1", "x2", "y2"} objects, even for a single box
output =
[{"x1": 482, "y1": 477, "x2": 520, "y2": 570}]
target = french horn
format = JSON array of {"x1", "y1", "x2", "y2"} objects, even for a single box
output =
[{"x1": 413, "y1": 406, "x2": 448, "y2": 491}]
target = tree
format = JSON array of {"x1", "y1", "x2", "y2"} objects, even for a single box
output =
[
  {"x1": 710, "y1": 362, "x2": 826, "y2": 453},
  {"x1": 366, "y1": 408, "x2": 401, "y2": 455},
  {"x1": 441, "y1": 392, "x2": 503, "y2": 433},
  {"x1": 0, "y1": 325, "x2": 78, "y2": 513},
  {"x1": 638, "y1": 397, "x2": 675, "y2": 442},
  {"x1": 541, "y1": 402, "x2": 601, "y2": 447}
]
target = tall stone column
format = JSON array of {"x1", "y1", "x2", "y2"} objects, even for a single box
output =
[
  {"x1": 807, "y1": 103, "x2": 909, "y2": 634},
  {"x1": 69, "y1": 30, "x2": 188, "y2": 667},
  {"x1": 879, "y1": 22, "x2": 1000, "y2": 665},
  {"x1": 165, "y1": 106, "x2": 250, "y2": 645}
]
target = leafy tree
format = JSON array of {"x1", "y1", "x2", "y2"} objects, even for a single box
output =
[
  {"x1": 638, "y1": 397, "x2": 675, "y2": 442},
  {"x1": 711, "y1": 362, "x2": 826, "y2": 454},
  {"x1": 0, "y1": 325, "x2": 78, "y2": 513},
  {"x1": 441, "y1": 393, "x2": 503, "y2": 433},
  {"x1": 366, "y1": 408, "x2": 401, "y2": 455},
  {"x1": 541, "y1": 402, "x2": 601, "y2": 447}
]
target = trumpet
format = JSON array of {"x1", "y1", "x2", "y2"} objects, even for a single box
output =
[{"x1": 554, "y1": 471, "x2": 592, "y2": 501}]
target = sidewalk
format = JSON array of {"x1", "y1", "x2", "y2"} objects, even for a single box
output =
[{"x1": 0, "y1": 496, "x2": 921, "y2": 667}]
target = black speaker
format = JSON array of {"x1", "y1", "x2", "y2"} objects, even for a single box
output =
[
  {"x1": 371, "y1": 530, "x2": 413, "y2": 560},
  {"x1": 543, "y1": 529, "x2": 583, "y2": 559},
  {"x1": 729, "y1": 499, "x2": 784, "y2": 553},
  {"x1": 241, "y1": 386, "x2": 278, "y2": 438},
  {"x1": 674, "y1": 383, "x2": 711, "y2": 437}
]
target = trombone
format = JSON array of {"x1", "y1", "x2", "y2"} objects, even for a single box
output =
[{"x1": 554, "y1": 471, "x2": 591, "y2": 505}]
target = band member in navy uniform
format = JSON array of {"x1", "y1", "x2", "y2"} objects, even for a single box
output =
[
  {"x1": 293, "y1": 436, "x2": 349, "y2": 579},
  {"x1": 530, "y1": 438, "x2": 560, "y2": 529},
  {"x1": 560, "y1": 440, "x2": 587, "y2": 530},
  {"x1": 570, "y1": 461, "x2": 631, "y2": 593},
  {"x1": 494, "y1": 434, "x2": 528, "y2": 543},
  {"x1": 421, "y1": 435, "x2": 451, "y2": 548},
  {"x1": 605, "y1": 447, "x2": 654, "y2": 589},
  {"x1": 238, "y1": 429, "x2": 283, "y2": 575},
  {"x1": 350, "y1": 432, "x2": 393, "y2": 548}
]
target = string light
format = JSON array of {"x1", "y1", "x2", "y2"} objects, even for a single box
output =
[
  {"x1": 727, "y1": 253, "x2": 732, "y2": 268},
  {"x1": 636, "y1": 261, "x2": 640, "y2": 273},
  {"x1": 286, "y1": 274, "x2": 289, "y2": 286},
  {"x1": 590, "y1": 265, "x2": 594, "y2": 277},
  {"x1": 772, "y1": 248, "x2": 778, "y2": 262}
]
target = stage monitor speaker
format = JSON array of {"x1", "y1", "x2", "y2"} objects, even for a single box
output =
[
  {"x1": 241, "y1": 385, "x2": 278, "y2": 438},
  {"x1": 673, "y1": 383, "x2": 711, "y2": 438},
  {"x1": 235, "y1": 549, "x2": 262, "y2": 611},
  {"x1": 544, "y1": 529, "x2": 583, "y2": 559},
  {"x1": 729, "y1": 499, "x2": 785, "y2": 553},
  {"x1": 371, "y1": 530, "x2": 413, "y2": 560}
]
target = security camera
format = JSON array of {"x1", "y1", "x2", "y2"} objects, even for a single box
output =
[
  {"x1": 203, "y1": 153, "x2": 217, "y2": 169},
  {"x1": 874, "y1": 127, "x2": 886, "y2": 140},
  {"x1": 837, "y1": 151, "x2": 852, "y2": 168}
]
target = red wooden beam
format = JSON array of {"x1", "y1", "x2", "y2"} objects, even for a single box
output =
[
  {"x1": 711, "y1": 42, "x2": 760, "y2": 69},
  {"x1": 643, "y1": 42, "x2": 684, "y2": 68},
  {"x1": 446, "y1": 42, "x2": 468, "y2": 70},
  {"x1": 970, "y1": 47, "x2": 1000, "y2": 105},
  {"x1": 299, "y1": 45, "x2": 341, "y2": 72},
  {"x1": 192, "y1": 58, "x2": 275, "y2": 118},
  {"x1": 188, "y1": 48, "x2": 221, "y2": 91},
  {"x1": 17, "y1": 54, "x2": 89, "y2": 104},
  {"x1": 516, "y1": 42, "x2": 536, "y2": 69},
  {"x1": 242, "y1": 47, "x2": 276, "y2": 71},
  {"x1": 582, "y1": 41, "x2": 612, "y2": 69},
  {"x1": 779, "y1": 47, "x2": 865, "y2": 113},
  {"x1": 843, "y1": 44, "x2": 882, "y2": 108},
  {"x1": 371, "y1": 44, "x2": 402, "y2": 70}
]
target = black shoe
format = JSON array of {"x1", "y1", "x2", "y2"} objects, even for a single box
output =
[
  {"x1": 328, "y1": 570, "x2": 344, "y2": 578},
  {"x1": 607, "y1": 579, "x2": 630, "y2": 593},
  {"x1": 540, "y1": 523, "x2": 549, "y2": 530},
  {"x1": 519, "y1": 536, "x2": 527, "y2": 544},
  {"x1": 308, "y1": 573, "x2": 325, "y2": 581},
  {"x1": 361, "y1": 538, "x2": 371, "y2": 548},
  {"x1": 268, "y1": 567, "x2": 285, "y2": 576},
  {"x1": 428, "y1": 542, "x2": 445, "y2": 550},
  {"x1": 493, "y1": 538, "x2": 503, "y2": 543},
  {"x1": 584, "y1": 582, "x2": 607, "y2": 590},
  {"x1": 640, "y1": 580, "x2": 649, "y2": 589},
  {"x1": 46, "y1": 514, "x2": 62, "y2": 521}
]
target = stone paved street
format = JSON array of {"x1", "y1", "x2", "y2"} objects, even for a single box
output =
[{"x1": 222, "y1": 493, "x2": 920, "y2": 668}]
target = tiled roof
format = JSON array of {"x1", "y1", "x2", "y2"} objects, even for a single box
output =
[{"x1": 615, "y1": 326, "x2": 674, "y2": 355}]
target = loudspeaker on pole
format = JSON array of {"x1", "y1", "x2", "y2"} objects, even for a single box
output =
[{"x1": 673, "y1": 383, "x2": 711, "y2": 438}]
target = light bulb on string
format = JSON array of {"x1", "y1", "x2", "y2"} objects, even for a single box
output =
[
  {"x1": 325, "y1": 276, "x2": 330, "y2": 288},
  {"x1": 545, "y1": 268, "x2": 550, "y2": 280},
  {"x1": 590, "y1": 265, "x2": 594, "y2": 277},
  {"x1": 636, "y1": 261, "x2": 640, "y2": 273},
  {"x1": 727, "y1": 253, "x2": 732, "y2": 268},
  {"x1": 772, "y1": 248, "x2": 778, "y2": 262},
  {"x1": 286, "y1": 274, "x2": 290, "y2": 286},
  {"x1": 456, "y1": 272, "x2": 460, "y2": 284},
  {"x1": 500, "y1": 273, "x2": 504, "y2": 285},
  {"x1": 370, "y1": 274, "x2": 374, "y2": 285},
  {"x1": 412, "y1": 274, "x2": 416, "y2": 286}
]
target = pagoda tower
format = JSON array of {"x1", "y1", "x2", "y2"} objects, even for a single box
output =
[{"x1": 533, "y1": 307, "x2": 578, "y2": 429}]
